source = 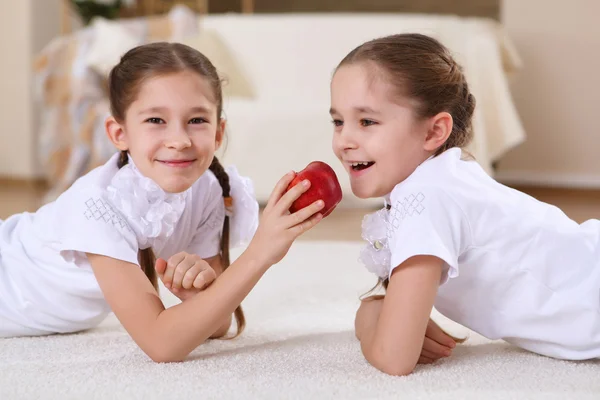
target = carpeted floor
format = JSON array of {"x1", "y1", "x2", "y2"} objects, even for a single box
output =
[{"x1": 1, "y1": 241, "x2": 599, "y2": 399}]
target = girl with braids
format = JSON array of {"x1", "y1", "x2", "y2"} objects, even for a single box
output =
[
  {"x1": 0, "y1": 43, "x2": 325, "y2": 361},
  {"x1": 330, "y1": 33, "x2": 600, "y2": 375}
]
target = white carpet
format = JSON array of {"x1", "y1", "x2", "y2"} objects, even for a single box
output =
[{"x1": 1, "y1": 241, "x2": 599, "y2": 399}]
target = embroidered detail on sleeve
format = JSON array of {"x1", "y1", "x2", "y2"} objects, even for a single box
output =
[
  {"x1": 84, "y1": 198, "x2": 130, "y2": 231},
  {"x1": 387, "y1": 192, "x2": 426, "y2": 238},
  {"x1": 205, "y1": 201, "x2": 225, "y2": 230}
]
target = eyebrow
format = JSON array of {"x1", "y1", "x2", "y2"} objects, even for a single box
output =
[
  {"x1": 138, "y1": 106, "x2": 213, "y2": 115},
  {"x1": 329, "y1": 106, "x2": 380, "y2": 115}
]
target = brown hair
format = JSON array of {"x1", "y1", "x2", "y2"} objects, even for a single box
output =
[
  {"x1": 109, "y1": 42, "x2": 245, "y2": 337},
  {"x1": 337, "y1": 33, "x2": 476, "y2": 156}
]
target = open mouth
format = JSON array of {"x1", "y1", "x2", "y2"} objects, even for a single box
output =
[{"x1": 350, "y1": 161, "x2": 375, "y2": 171}]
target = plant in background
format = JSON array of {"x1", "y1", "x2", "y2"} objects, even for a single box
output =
[{"x1": 70, "y1": 0, "x2": 136, "y2": 25}]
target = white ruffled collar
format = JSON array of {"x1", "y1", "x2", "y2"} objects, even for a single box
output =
[
  {"x1": 106, "y1": 155, "x2": 188, "y2": 250},
  {"x1": 104, "y1": 154, "x2": 259, "y2": 252},
  {"x1": 359, "y1": 206, "x2": 392, "y2": 279}
]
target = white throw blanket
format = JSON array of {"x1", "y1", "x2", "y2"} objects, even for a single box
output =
[{"x1": 1, "y1": 241, "x2": 598, "y2": 399}]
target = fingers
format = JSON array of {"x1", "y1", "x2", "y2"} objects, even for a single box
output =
[
  {"x1": 418, "y1": 356, "x2": 434, "y2": 364},
  {"x1": 422, "y1": 336, "x2": 453, "y2": 359},
  {"x1": 170, "y1": 257, "x2": 196, "y2": 290},
  {"x1": 192, "y1": 268, "x2": 217, "y2": 290},
  {"x1": 286, "y1": 199, "x2": 324, "y2": 228},
  {"x1": 421, "y1": 348, "x2": 445, "y2": 361},
  {"x1": 161, "y1": 252, "x2": 217, "y2": 292},
  {"x1": 181, "y1": 265, "x2": 200, "y2": 290},
  {"x1": 265, "y1": 171, "x2": 296, "y2": 213},
  {"x1": 155, "y1": 258, "x2": 167, "y2": 277},
  {"x1": 180, "y1": 264, "x2": 216, "y2": 290},
  {"x1": 426, "y1": 319, "x2": 457, "y2": 349},
  {"x1": 290, "y1": 210, "x2": 323, "y2": 238},
  {"x1": 162, "y1": 252, "x2": 186, "y2": 288},
  {"x1": 273, "y1": 178, "x2": 312, "y2": 215}
]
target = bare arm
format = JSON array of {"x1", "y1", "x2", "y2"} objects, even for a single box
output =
[
  {"x1": 356, "y1": 255, "x2": 443, "y2": 376},
  {"x1": 88, "y1": 171, "x2": 324, "y2": 363},
  {"x1": 88, "y1": 249, "x2": 268, "y2": 362},
  {"x1": 204, "y1": 255, "x2": 233, "y2": 338}
]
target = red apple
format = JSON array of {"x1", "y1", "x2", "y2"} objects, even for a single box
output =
[{"x1": 285, "y1": 161, "x2": 343, "y2": 218}]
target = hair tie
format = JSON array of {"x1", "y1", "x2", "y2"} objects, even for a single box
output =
[{"x1": 224, "y1": 196, "x2": 233, "y2": 208}]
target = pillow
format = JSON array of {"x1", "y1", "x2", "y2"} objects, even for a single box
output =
[
  {"x1": 84, "y1": 17, "x2": 142, "y2": 78},
  {"x1": 182, "y1": 30, "x2": 255, "y2": 99}
]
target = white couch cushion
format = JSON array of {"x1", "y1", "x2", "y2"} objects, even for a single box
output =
[
  {"x1": 203, "y1": 13, "x2": 526, "y2": 205},
  {"x1": 218, "y1": 98, "x2": 379, "y2": 208}
]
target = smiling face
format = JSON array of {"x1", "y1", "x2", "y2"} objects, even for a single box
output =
[
  {"x1": 330, "y1": 34, "x2": 477, "y2": 200},
  {"x1": 105, "y1": 42, "x2": 226, "y2": 194},
  {"x1": 106, "y1": 70, "x2": 224, "y2": 193},
  {"x1": 330, "y1": 63, "x2": 431, "y2": 199}
]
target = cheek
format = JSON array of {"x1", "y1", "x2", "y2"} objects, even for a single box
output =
[{"x1": 332, "y1": 134, "x2": 341, "y2": 154}]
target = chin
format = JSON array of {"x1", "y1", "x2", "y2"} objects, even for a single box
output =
[
  {"x1": 352, "y1": 183, "x2": 392, "y2": 200},
  {"x1": 159, "y1": 179, "x2": 194, "y2": 194},
  {"x1": 351, "y1": 185, "x2": 376, "y2": 200}
]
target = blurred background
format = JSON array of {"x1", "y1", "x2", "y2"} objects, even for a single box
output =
[{"x1": 1, "y1": 0, "x2": 599, "y2": 240}]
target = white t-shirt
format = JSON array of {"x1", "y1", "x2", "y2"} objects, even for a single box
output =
[
  {"x1": 0, "y1": 152, "x2": 258, "y2": 336},
  {"x1": 360, "y1": 148, "x2": 600, "y2": 360}
]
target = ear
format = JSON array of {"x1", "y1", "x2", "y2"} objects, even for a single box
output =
[
  {"x1": 105, "y1": 116, "x2": 129, "y2": 151},
  {"x1": 215, "y1": 118, "x2": 226, "y2": 150},
  {"x1": 423, "y1": 112, "x2": 453, "y2": 152}
]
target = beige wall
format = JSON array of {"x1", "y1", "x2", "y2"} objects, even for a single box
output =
[
  {"x1": 0, "y1": 0, "x2": 34, "y2": 178},
  {"x1": 0, "y1": 0, "x2": 61, "y2": 179},
  {"x1": 497, "y1": 0, "x2": 600, "y2": 187}
]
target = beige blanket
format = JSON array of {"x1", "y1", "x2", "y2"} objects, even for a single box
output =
[{"x1": 33, "y1": 5, "x2": 199, "y2": 202}]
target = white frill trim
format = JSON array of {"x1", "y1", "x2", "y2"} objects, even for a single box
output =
[
  {"x1": 358, "y1": 208, "x2": 391, "y2": 279},
  {"x1": 106, "y1": 159, "x2": 187, "y2": 250}
]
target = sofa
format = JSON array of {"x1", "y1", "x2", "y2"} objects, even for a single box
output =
[{"x1": 35, "y1": 8, "x2": 525, "y2": 208}]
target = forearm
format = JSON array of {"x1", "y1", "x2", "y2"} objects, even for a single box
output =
[
  {"x1": 359, "y1": 257, "x2": 442, "y2": 376},
  {"x1": 356, "y1": 312, "x2": 380, "y2": 364},
  {"x1": 152, "y1": 250, "x2": 267, "y2": 361},
  {"x1": 361, "y1": 316, "x2": 424, "y2": 376},
  {"x1": 356, "y1": 302, "x2": 418, "y2": 375}
]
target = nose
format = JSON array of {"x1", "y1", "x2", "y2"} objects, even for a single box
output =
[
  {"x1": 164, "y1": 123, "x2": 191, "y2": 150},
  {"x1": 333, "y1": 126, "x2": 359, "y2": 153}
]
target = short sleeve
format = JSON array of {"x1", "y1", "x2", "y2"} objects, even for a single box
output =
[
  {"x1": 54, "y1": 188, "x2": 139, "y2": 266},
  {"x1": 185, "y1": 179, "x2": 225, "y2": 259},
  {"x1": 387, "y1": 186, "x2": 471, "y2": 285}
]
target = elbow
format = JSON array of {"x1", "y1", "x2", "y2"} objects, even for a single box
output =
[
  {"x1": 377, "y1": 362, "x2": 415, "y2": 377},
  {"x1": 144, "y1": 342, "x2": 187, "y2": 364},
  {"x1": 363, "y1": 343, "x2": 416, "y2": 377},
  {"x1": 210, "y1": 314, "x2": 233, "y2": 339},
  {"x1": 147, "y1": 348, "x2": 185, "y2": 364},
  {"x1": 147, "y1": 349, "x2": 185, "y2": 364}
]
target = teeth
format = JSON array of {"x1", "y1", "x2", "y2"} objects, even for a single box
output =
[{"x1": 351, "y1": 162, "x2": 371, "y2": 167}]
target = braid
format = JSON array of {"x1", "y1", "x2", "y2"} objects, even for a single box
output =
[
  {"x1": 116, "y1": 150, "x2": 158, "y2": 290},
  {"x1": 209, "y1": 156, "x2": 246, "y2": 338}
]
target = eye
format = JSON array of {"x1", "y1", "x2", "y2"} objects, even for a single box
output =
[
  {"x1": 361, "y1": 119, "x2": 377, "y2": 127},
  {"x1": 145, "y1": 117, "x2": 165, "y2": 124},
  {"x1": 331, "y1": 119, "x2": 343, "y2": 127},
  {"x1": 189, "y1": 117, "x2": 208, "y2": 124}
]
